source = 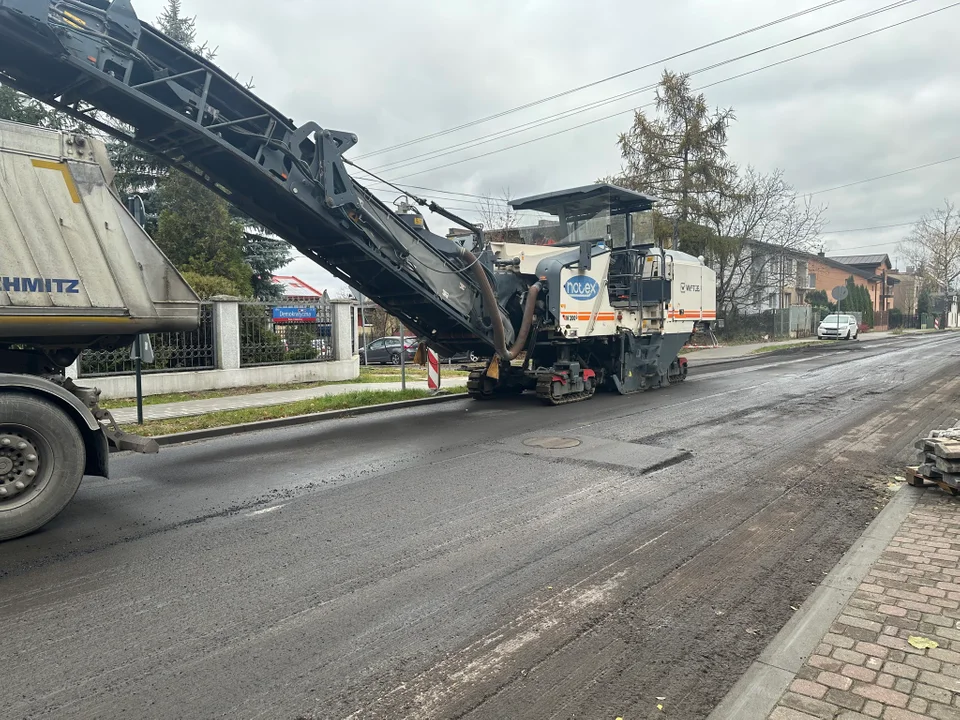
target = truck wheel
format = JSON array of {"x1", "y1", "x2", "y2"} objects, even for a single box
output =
[{"x1": 0, "y1": 393, "x2": 86, "y2": 541}]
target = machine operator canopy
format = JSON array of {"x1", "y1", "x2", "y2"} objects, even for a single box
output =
[{"x1": 509, "y1": 183, "x2": 658, "y2": 249}]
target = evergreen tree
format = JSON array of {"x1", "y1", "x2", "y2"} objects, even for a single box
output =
[
  {"x1": 157, "y1": 0, "x2": 197, "y2": 46},
  {"x1": 612, "y1": 70, "x2": 736, "y2": 252},
  {"x1": 154, "y1": 171, "x2": 253, "y2": 296}
]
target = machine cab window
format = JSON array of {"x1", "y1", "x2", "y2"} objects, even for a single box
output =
[{"x1": 509, "y1": 184, "x2": 669, "y2": 310}]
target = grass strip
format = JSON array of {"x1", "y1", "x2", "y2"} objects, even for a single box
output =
[{"x1": 119, "y1": 388, "x2": 448, "y2": 436}]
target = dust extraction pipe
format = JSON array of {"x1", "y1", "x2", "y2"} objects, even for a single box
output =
[{"x1": 458, "y1": 247, "x2": 540, "y2": 362}]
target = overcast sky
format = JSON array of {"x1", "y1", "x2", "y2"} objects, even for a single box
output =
[{"x1": 135, "y1": 0, "x2": 960, "y2": 293}]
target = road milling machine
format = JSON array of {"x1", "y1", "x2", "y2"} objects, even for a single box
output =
[{"x1": 0, "y1": 0, "x2": 715, "y2": 540}]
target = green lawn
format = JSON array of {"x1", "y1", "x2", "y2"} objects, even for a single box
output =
[
  {"x1": 120, "y1": 388, "x2": 451, "y2": 437},
  {"x1": 101, "y1": 364, "x2": 472, "y2": 409}
]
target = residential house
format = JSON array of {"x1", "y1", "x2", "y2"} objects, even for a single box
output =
[
  {"x1": 270, "y1": 275, "x2": 329, "y2": 302},
  {"x1": 806, "y1": 253, "x2": 875, "y2": 305},
  {"x1": 888, "y1": 267, "x2": 920, "y2": 315},
  {"x1": 827, "y1": 254, "x2": 898, "y2": 314}
]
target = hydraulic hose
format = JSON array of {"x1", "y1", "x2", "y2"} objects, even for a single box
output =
[
  {"x1": 507, "y1": 281, "x2": 541, "y2": 360},
  {"x1": 458, "y1": 247, "x2": 540, "y2": 362}
]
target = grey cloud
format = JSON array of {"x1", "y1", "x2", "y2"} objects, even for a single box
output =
[{"x1": 131, "y1": 0, "x2": 959, "y2": 275}]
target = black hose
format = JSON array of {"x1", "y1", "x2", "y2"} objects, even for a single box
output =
[
  {"x1": 457, "y1": 247, "x2": 540, "y2": 362},
  {"x1": 507, "y1": 282, "x2": 541, "y2": 360}
]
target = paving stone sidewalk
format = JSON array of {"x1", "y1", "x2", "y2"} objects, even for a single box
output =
[{"x1": 769, "y1": 490, "x2": 960, "y2": 720}]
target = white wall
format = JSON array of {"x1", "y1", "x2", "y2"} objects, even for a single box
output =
[{"x1": 64, "y1": 297, "x2": 362, "y2": 399}]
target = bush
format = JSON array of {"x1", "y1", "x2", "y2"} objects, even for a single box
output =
[{"x1": 889, "y1": 308, "x2": 904, "y2": 328}]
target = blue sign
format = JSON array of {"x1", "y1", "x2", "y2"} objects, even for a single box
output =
[
  {"x1": 564, "y1": 275, "x2": 600, "y2": 301},
  {"x1": 272, "y1": 306, "x2": 317, "y2": 323}
]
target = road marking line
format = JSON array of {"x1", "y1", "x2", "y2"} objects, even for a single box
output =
[{"x1": 245, "y1": 504, "x2": 285, "y2": 518}]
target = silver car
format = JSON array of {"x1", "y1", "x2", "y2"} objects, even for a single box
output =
[{"x1": 818, "y1": 313, "x2": 859, "y2": 340}]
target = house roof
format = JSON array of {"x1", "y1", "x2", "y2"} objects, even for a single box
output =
[
  {"x1": 746, "y1": 240, "x2": 879, "y2": 281},
  {"x1": 271, "y1": 275, "x2": 326, "y2": 300},
  {"x1": 829, "y1": 254, "x2": 891, "y2": 268},
  {"x1": 805, "y1": 254, "x2": 877, "y2": 281}
]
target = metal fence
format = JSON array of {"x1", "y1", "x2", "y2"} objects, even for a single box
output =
[
  {"x1": 79, "y1": 303, "x2": 216, "y2": 377},
  {"x1": 239, "y1": 301, "x2": 334, "y2": 367}
]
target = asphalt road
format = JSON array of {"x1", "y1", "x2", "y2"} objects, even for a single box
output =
[{"x1": 4, "y1": 333, "x2": 960, "y2": 720}]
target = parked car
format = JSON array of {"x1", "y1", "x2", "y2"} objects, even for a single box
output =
[
  {"x1": 818, "y1": 313, "x2": 859, "y2": 340},
  {"x1": 359, "y1": 336, "x2": 417, "y2": 365},
  {"x1": 445, "y1": 349, "x2": 481, "y2": 363}
]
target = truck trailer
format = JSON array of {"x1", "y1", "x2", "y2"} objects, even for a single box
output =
[{"x1": 0, "y1": 0, "x2": 716, "y2": 540}]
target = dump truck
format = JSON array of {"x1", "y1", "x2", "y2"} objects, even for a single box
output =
[{"x1": 0, "y1": 0, "x2": 716, "y2": 540}]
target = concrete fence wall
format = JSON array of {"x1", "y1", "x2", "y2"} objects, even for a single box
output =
[{"x1": 66, "y1": 298, "x2": 360, "y2": 399}]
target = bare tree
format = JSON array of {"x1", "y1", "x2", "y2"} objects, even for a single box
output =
[
  {"x1": 362, "y1": 305, "x2": 400, "y2": 339},
  {"x1": 898, "y1": 200, "x2": 960, "y2": 293},
  {"x1": 703, "y1": 167, "x2": 825, "y2": 314},
  {"x1": 476, "y1": 188, "x2": 520, "y2": 243}
]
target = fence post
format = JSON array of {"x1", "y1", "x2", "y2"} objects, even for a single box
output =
[
  {"x1": 331, "y1": 299, "x2": 356, "y2": 361},
  {"x1": 212, "y1": 296, "x2": 241, "y2": 370}
]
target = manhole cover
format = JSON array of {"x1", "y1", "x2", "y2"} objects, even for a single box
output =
[{"x1": 522, "y1": 437, "x2": 582, "y2": 449}]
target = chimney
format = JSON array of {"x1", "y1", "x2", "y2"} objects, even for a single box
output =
[{"x1": 817, "y1": 249, "x2": 825, "y2": 257}]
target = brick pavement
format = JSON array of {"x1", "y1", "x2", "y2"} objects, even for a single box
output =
[{"x1": 768, "y1": 490, "x2": 960, "y2": 720}]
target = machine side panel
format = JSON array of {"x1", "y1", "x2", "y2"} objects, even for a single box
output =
[{"x1": 0, "y1": 121, "x2": 200, "y2": 343}]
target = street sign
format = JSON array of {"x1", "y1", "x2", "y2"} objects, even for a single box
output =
[
  {"x1": 130, "y1": 333, "x2": 154, "y2": 363},
  {"x1": 831, "y1": 285, "x2": 849, "y2": 302},
  {"x1": 272, "y1": 306, "x2": 317, "y2": 323}
]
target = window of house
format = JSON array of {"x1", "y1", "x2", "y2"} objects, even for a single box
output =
[{"x1": 808, "y1": 273, "x2": 816, "y2": 288}]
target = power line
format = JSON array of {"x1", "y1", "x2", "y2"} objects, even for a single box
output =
[
  {"x1": 349, "y1": 168, "x2": 541, "y2": 218},
  {"x1": 354, "y1": 0, "x2": 853, "y2": 160},
  {"x1": 807, "y1": 155, "x2": 960, "y2": 195},
  {"x1": 361, "y1": 145, "x2": 960, "y2": 237},
  {"x1": 387, "y1": 2, "x2": 957, "y2": 182},
  {"x1": 369, "y1": 0, "x2": 917, "y2": 175},
  {"x1": 365, "y1": 183, "x2": 502, "y2": 202},
  {"x1": 355, "y1": 150, "x2": 959, "y2": 234},
  {"x1": 821, "y1": 221, "x2": 917, "y2": 234},
  {"x1": 830, "y1": 239, "x2": 906, "y2": 250}
]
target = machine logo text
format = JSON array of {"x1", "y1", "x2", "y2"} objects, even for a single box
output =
[
  {"x1": 564, "y1": 275, "x2": 599, "y2": 301},
  {"x1": 1, "y1": 276, "x2": 80, "y2": 294},
  {"x1": 679, "y1": 282, "x2": 700, "y2": 293}
]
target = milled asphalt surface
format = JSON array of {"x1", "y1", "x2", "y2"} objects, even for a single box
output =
[{"x1": 3, "y1": 333, "x2": 960, "y2": 720}]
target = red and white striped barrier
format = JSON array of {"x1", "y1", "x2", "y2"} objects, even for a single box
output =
[
  {"x1": 935, "y1": 317, "x2": 941, "y2": 330},
  {"x1": 427, "y1": 348, "x2": 441, "y2": 390}
]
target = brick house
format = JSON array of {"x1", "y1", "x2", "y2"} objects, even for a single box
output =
[
  {"x1": 806, "y1": 254, "x2": 876, "y2": 304},
  {"x1": 829, "y1": 254, "x2": 898, "y2": 314}
]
